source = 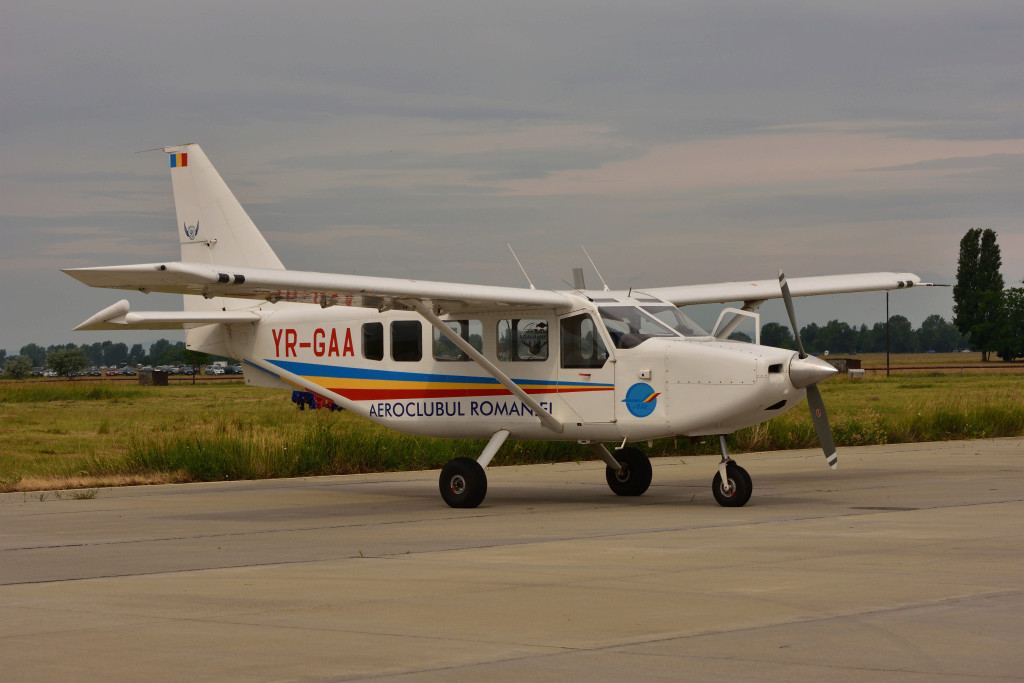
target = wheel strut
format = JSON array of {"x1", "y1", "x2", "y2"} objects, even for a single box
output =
[{"x1": 717, "y1": 435, "x2": 734, "y2": 494}]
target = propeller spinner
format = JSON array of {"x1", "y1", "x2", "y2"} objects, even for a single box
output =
[{"x1": 779, "y1": 271, "x2": 839, "y2": 469}]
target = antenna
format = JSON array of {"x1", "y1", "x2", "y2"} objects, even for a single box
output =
[
  {"x1": 581, "y1": 245, "x2": 610, "y2": 291},
  {"x1": 506, "y1": 243, "x2": 536, "y2": 290}
]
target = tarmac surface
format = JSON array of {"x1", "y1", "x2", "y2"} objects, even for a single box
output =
[{"x1": 1, "y1": 438, "x2": 1021, "y2": 681}]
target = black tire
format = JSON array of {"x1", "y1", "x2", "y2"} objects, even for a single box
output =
[
  {"x1": 730, "y1": 462, "x2": 753, "y2": 505},
  {"x1": 605, "y1": 447, "x2": 653, "y2": 496},
  {"x1": 439, "y1": 457, "x2": 487, "y2": 508},
  {"x1": 712, "y1": 462, "x2": 752, "y2": 507}
]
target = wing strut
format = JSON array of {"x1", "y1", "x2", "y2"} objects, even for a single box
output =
[{"x1": 404, "y1": 299, "x2": 564, "y2": 434}]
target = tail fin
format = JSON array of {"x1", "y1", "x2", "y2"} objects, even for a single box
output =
[
  {"x1": 164, "y1": 144, "x2": 283, "y2": 353},
  {"x1": 164, "y1": 144, "x2": 284, "y2": 270}
]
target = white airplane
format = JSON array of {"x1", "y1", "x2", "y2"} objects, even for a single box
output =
[{"x1": 64, "y1": 144, "x2": 926, "y2": 508}]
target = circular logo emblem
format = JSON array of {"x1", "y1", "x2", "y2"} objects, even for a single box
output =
[{"x1": 622, "y1": 382, "x2": 660, "y2": 418}]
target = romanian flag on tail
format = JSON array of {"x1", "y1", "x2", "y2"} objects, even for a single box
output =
[{"x1": 170, "y1": 153, "x2": 188, "y2": 168}]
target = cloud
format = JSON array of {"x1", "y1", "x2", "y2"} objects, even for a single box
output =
[{"x1": 1, "y1": 1, "x2": 1021, "y2": 351}]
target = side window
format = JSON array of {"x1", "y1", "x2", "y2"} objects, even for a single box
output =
[
  {"x1": 433, "y1": 320, "x2": 483, "y2": 361},
  {"x1": 560, "y1": 314, "x2": 608, "y2": 368},
  {"x1": 391, "y1": 320, "x2": 422, "y2": 362},
  {"x1": 362, "y1": 322, "x2": 383, "y2": 361},
  {"x1": 497, "y1": 319, "x2": 549, "y2": 361}
]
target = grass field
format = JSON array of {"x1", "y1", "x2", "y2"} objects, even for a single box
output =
[{"x1": 1, "y1": 362, "x2": 1021, "y2": 492}]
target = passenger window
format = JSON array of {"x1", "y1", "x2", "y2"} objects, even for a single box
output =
[
  {"x1": 391, "y1": 320, "x2": 422, "y2": 362},
  {"x1": 433, "y1": 320, "x2": 483, "y2": 361},
  {"x1": 560, "y1": 314, "x2": 608, "y2": 368},
  {"x1": 497, "y1": 319, "x2": 549, "y2": 361},
  {"x1": 362, "y1": 322, "x2": 383, "y2": 361}
]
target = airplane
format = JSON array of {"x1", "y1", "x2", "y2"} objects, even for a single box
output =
[{"x1": 64, "y1": 144, "x2": 927, "y2": 508}]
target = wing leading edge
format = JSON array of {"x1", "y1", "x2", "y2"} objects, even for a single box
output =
[
  {"x1": 62, "y1": 261, "x2": 573, "y2": 314},
  {"x1": 642, "y1": 272, "x2": 926, "y2": 307}
]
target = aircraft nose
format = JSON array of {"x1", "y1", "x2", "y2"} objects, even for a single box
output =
[{"x1": 789, "y1": 355, "x2": 837, "y2": 389}]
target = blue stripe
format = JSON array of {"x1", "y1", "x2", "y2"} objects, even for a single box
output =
[
  {"x1": 266, "y1": 359, "x2": 612, "y2": 389},
  {"x1": 170, "y1": 155, "x2": 177, "y2": 168}
]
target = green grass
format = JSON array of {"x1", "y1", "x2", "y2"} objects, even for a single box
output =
[{"x1": 0, "y1": 372, "x2": 1021, "y2": 492}]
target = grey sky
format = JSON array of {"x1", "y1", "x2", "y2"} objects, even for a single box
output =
[{"x1": 1, "y1": 1, "x2": 1021, "y2": 353}]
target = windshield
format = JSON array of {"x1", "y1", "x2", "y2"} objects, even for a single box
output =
[
  {"x1": 598, "y1": 306, "x2": 680, "y2": 349},
  {"x1": 641, "y1": 305, "x2": 709, "y2": 337}
]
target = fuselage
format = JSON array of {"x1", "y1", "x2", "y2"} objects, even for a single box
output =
[{"x1": 218, "y1": 291, "x2": 814, "y2": 443}]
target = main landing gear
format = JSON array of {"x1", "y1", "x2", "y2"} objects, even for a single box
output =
[
  {"x1": 712, "y1": 435, "x2": 752, "y2": 507},
  {"x1": 439, "y1": 457, "x2": 488, "y2": 508},
  {"x1": 438, "y1": 433, "x2": 657, "y2": 508},
  {"x1": 439, "y1": 429, "x2": 508, "y2": 508},
  {"x1": 438, "y1": 432, "x2": 750, "y2": 508},
  {"x1": 602, "y1": 446, "x2": 653, "y2": 497}
]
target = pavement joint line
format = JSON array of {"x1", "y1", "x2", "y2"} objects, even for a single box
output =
[
  {"x1": 3, "y1": 498, "x2": 1018, "y2": 588},
  {"x1": 3, "y1": 492, "x2": 1019, "y2": 558}
]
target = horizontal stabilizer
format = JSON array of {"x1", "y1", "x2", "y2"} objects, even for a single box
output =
[{"x1": 74, "y1": 299, "x2": 260, "y2": 330}]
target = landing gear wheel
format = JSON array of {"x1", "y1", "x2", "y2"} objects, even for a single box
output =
[
  {"x1": 605, "y1": 447, "x2": 653, "y2": 496},
  {"x1": 712, "y1": 462, "x2": 752, "y2": 507},
  {"x1": 439, "y1": 457, "x2": 488, "y2": 508}
]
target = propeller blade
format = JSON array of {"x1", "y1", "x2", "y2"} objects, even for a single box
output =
[
  {"x1": 779, "y1": 269, "x2": 837, "y2": 469},
  {"x1": 806, "y1": 384, "x2": 837, "y2": 469},
  {"x1": 778, "y1": 270, "x2": 807, "y2": 358}
]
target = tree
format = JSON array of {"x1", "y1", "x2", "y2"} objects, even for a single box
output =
[
  {"x1": 128, "y1": 344, "x2": 145, "y2": 365},
  {"x1": 800, "y1": 322, "x2": 821, "y2": 353},
  {"x1": 150, "y1": 339, "x2": 186, "y2": 365},
  {"x1": 954, "y1": 228, "x2": 1005, "y2": 361},
  {"x1": 47, "y1": 347, "x2": 89, "y2": 378},
  {"x1": 104, "y1": 342, "x2": 129, "y2": 367},
  {"x1": 760, "y1": 322, "x2": 795, "y2": 349},
  {"x1": 917, "y1": 315, "x2": 963, "y2": 353},
  {"x1": 182, "y1": 349, "x2": 210, "y2": 384},
  {"x1": 995, "y1": 285, "x2": 1024, "y2": 361},
  {"x1": 888, "y1": 315, "x2": 918, "y2": 353},
  {"x1": 0, "y1": 349, "x2": 6, "y2": 368},
  {"x1": 817, "y1": 320, "x2": 857, "y2": 354},
  {"x1": 19, "y1": 343, "x2": 47, "y2": 368},
  {"x1": 4, "y1": 355, "x2": 33, "y2": 379}
]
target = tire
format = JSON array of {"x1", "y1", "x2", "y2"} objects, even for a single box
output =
[
  {"x1": 605, "y1": 447, "x2": 653, "y2": 496},
  {"x1": 439, "y1": 457, "x2": 488, "y2": 508},
  {"x1": 712, "y1": 463, "x2": 752, "y2": 507}
]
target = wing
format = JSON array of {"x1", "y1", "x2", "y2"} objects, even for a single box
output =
[
  {"x1": 641, "y1": 272, "x2": 925, "y2": 306},
  {"x1": 62, "y1": 261, "x2": 572, "y2": 313}
]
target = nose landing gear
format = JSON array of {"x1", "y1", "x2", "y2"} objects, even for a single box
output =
[{"x1": 712, "y1": 435, "x2": 752, "y2": 507}]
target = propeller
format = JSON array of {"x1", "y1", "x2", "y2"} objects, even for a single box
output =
[{"x1": 779, "y1": 271, "x2": 839, "y2": 469}]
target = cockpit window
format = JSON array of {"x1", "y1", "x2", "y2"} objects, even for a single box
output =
[
  {"x1": 641, "y1": 305, "x2": 708, "y2": 337},
  {"x1": 598, "y1": 306, "x2": 679, "y2": 349}
]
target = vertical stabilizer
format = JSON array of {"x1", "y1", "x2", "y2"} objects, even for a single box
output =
[
  {"x1": 163, "y1": 143, "x2": 283, "y2": 352},
  {"x1": 164, "y1": 144, "x2": 284, "y2": 270}
]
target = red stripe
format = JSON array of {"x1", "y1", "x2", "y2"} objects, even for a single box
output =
[{"x1": 181, "y1": 152, "x2": 188, "y2": 167}]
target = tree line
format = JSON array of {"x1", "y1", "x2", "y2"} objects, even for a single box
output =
[
  {"x1": 0, "y1": 340, "x2": 223, "y2": 379},
  {"x1": 753, "y1": 313, "x2": 966, "y2": 355},
  {"x1": 0, "y1": 309, "x2": 976, "y2": 380}
]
